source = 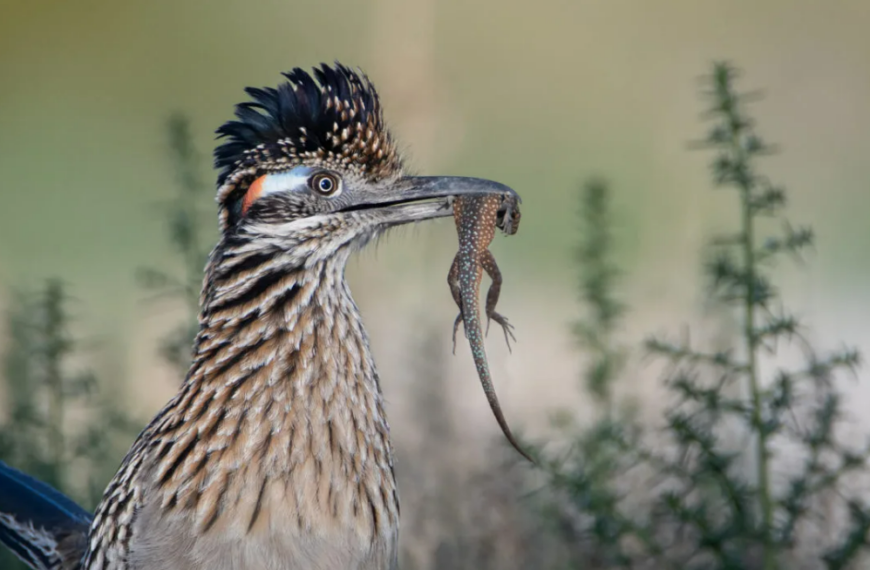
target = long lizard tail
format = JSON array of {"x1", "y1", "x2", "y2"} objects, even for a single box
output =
[
  {"x1": 461, "y1": 302, "x2": 536, "y2": 465},
  {"x1": 0, "y1": 461, "x2": 91, "y2": 570}
]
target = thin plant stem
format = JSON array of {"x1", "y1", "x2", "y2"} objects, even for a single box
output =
[
  {"x1": 44, "y1": 281, "x2": 66, "y2": 485},
  {"x1": 726, "y1": 88, "x2": 776, "y2": 570}
]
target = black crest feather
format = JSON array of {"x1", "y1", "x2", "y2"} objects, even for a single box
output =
[{"x1": 214, "y1": 62, "x2": 401, "y2": 187}]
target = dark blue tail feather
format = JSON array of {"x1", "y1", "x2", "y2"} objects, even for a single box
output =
[{"x1": 0, "y1": 461, "x2": 91, "y2": 570}]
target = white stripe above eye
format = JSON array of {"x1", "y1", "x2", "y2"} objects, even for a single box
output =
[{"x1": 260, "y1": 167, "x2": 313, "y2": 197}]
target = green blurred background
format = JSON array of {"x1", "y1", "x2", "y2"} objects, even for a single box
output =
[
  {"x1": 0, "y1": 2, "x2": 869, "y2": 564},
  {"x1": 3, "y1": 0, "x2": 868, "y2": 409}
]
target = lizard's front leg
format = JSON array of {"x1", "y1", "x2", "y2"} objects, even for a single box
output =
[
  {"x1": 480, "y1": 249, "x2": 517, "y2": 351},
  {"x1": 447, "y1": 256, "x2": 465, "y2": 354}
]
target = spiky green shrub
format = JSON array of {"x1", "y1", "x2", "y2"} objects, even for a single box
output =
[
  {"x1": 540, "y1": 62, "x2": 869, "y2": 570},
  {"x1": 0, "y1": 280, "x2": 139, "y2": 570}
]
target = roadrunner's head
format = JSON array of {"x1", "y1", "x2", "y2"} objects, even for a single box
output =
[{"x1": 213, "y1": 62, "x2": 517, "y2": 258}]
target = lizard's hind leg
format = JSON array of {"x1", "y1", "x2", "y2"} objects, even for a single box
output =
[{"x1": 481, "y1": 250, "x2": 517, "y2": 351}]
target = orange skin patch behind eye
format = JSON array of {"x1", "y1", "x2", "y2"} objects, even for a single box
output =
[{"x1": 241, "y1": 175, "x2": 267, "y2": 215}]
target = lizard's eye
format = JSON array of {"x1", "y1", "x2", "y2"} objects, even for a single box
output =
[{"x1": 309, "y1": 172, "x2": 341, "y2": 197}]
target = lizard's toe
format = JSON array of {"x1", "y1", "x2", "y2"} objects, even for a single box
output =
[
  {"x1": 452, "y1": 313, "x2": 464, "y2": 355},
  {"x1": 487, "y1": 312, "x2": 517, "y2": 352}
]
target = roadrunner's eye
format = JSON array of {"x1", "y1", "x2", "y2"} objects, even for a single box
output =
[{"x1": 310, "y1": 172, "x2": 341, "y2": 196}]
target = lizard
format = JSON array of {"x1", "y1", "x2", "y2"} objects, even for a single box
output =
[{"x1": 448, "y1": 193, "x2": 534, "y2": 464}]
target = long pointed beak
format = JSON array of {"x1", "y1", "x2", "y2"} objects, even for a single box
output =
[
  {"x1": 340, "y1": 175, "x2": 521, "y2": 225},
  {"x1": 389, "y1": 176, "x2": 521, "y2": 204},
  {"x1": 343, "y1": 176, "x2": 520, "y2": 211}
]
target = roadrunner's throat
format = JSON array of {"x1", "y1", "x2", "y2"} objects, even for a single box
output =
[{"x1": 90, "y1": 243, "x2": 399, "y2": 569}]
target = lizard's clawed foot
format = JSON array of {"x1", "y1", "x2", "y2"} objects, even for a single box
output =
[
  {"x1": 486, "y1": 312, "x2": 517, "y2": 353},
  {"x1": 451, "y1": 313, "x2": 465, "y2": 355}
]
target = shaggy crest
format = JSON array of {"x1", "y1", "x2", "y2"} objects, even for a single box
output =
[{"x1": 214, "y1": 63, "x2": 403, "y2": 229}]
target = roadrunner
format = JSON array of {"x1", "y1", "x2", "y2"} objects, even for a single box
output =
[{"x1": 0, "y1": 63, "x2": 519, "y2": 570}]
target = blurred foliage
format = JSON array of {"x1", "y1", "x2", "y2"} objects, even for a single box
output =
[
  {"x1": 396, "y1": 320, "x2": 558, "y2": 570},
  {"x1": 0, "y1": 114, "x2": 210, "y2": 570},
  {"x1": 0, "y1": 280, "x2": 140, "y2": 570},
  {"x1": 571, "y1": 179, "x2": 628, "y2": 413},
  {"x1": 536, "y1": 62, "x2": 869, "y2": 570},
  {"x1": 136, "y1": 113, "x2": 213, "y2": 376}
]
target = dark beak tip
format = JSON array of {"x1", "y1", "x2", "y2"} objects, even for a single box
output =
[{"x1": 497, "y1": 185, "x2": 522, "y2": 206}]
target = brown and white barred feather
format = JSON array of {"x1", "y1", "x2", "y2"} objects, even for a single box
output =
[{"x1": 86, "y1": 229, "x2": 398, "y2": 569}]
